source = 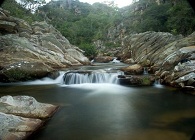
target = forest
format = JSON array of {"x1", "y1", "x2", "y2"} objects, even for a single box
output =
[{"x1": 1, "y1": 0, "x2": 195, "y2": 56}]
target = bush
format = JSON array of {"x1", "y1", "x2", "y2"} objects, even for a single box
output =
[{"x1": 79, "y1": 43, "x2": 97, "y2": 57}]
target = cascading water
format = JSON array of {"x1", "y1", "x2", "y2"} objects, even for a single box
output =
[
  {"x1": 63, "y1": 70, "x2": 124, "y2": 85},
  {"x1": 1, "y1": 62, "x2": 195, "y2": 140},
  {"x1": 154, "y1": 78, "x2": 163, "y2": 88},
  {"x1": 143, "y1": 67, "x2": 148, "y2": 75},
  {"x1": 111, "y1": 58, "x2": 120, "y2": 63}
]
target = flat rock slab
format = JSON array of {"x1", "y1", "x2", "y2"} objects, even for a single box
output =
[
  {"x1": 0, "y1": 95, "x2": 58, "y2": 119},
  {"x1": 0, "y1": 95, "x2": 59, "y2": 140},
  {"x1": 0, "y1": 112, "x2": 42, "y2": 140}
]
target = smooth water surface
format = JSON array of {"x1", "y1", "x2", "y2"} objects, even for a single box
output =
[{"x1": 0, "y1": 63, "x2": 195, "y2": 140}]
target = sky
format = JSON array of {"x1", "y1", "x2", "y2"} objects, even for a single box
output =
[{"x1": 79, "y1": 0, "x2": 133, "y2": 8}]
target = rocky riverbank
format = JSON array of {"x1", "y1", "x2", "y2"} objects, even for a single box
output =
[
  {"x1": 0, "y1": 8, "x2": 90, "y2": 82},
  {"x1": 95, "y1": 31, "x2": 195, "y2": 90}
]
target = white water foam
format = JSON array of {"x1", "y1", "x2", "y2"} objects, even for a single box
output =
[
  {"x1": 154, "y1": 79, "x2": 164, "y2": 88},
  {"x1": 20, "y1": 71, "x2": 65, "y2": 85},
  {"x1": 63, "y1": 71, "x2": 123, "y2": 85},
  {"x1": 111, "y1": 58, "x2": 120, "y2": 63},
  {"x1": 61, "y1": 83, "x2": 134, "y2": 95}
]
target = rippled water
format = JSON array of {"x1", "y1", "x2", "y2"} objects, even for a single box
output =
[{"x1": 0, "y1": 63, "x2": 195, "y2": 140}]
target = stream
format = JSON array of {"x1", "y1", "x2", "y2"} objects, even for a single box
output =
[{"x1": 0, "y1": 62, "x2": 195, "y2": 140}]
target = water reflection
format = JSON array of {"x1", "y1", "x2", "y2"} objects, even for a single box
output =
[
  {"x1": 0, "y1": 83, "x2": 194, "y2": 140},
  {"x1": 0, "y1": 63, "x2": 195, "y2": 140},
  {"x1": 64, "y1": 83, "x2": 134, "y2": 95}
]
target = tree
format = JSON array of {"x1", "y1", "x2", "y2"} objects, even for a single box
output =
[
  {"x1": 138, "y1": 3, "x2": 171, "y2": 32},
  {"x1": 1, "y1": 0, "x2": 38, "y2": 23},
  {"x1": 167, "y1": 0, "x2": 195, "y2": 35}
]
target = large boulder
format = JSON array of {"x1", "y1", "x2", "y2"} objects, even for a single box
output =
[
  {"x1": 0, "y1": 61, "x2": 53, "y2": 82},
  {"x1": 0, "y1": 95, "x2": 58, "y2": 140},
  {"x1": 0, "y1": 95, "x2": 58, "y2": 119},
  {"x1": 118, "y1": 75, "x2": 155, "y2": 86},
  {"x1": 94, "y1": 56, "x2": 114, "y2": 63},
  {"x1": 0, "y1": 112, "x2": 42, "y2": 140}
]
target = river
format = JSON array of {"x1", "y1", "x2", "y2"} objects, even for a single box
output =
[{"x1": 0, "y1": 62, "x2": 195, "y2": 140}]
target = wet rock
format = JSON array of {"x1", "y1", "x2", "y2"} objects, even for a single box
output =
[
  {"x1": 120, "y1": 64, "x2": 143, "y2": 75},
  {"x1": 124, "y1": 58, "x2": 135, "y2": 64},
  {"x1": 94, "y1": 56, "x2": 114, "y2": 63},
  {"x1": 0, "y1": 95, "x2": 58, "y2": 119},
  {"x1": 118, "y1": 75, "x2": 155, "y2": 86},
  {"x1": 0, "y1": 95, "x2": 58, "y2": 140},
  {"x1": 0, "y1": 61, "x2": 53, "y2": 82},
  {"x1": 0, "y1": 112, "x2": 42, "y2": 140}
]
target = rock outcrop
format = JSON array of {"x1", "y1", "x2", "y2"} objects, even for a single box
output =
[
  {"x1": 0, "y1": 8, "x2": 90, "y2": 82},
  {"x1": 0, "y1": 95, "x2": 58, "y2": 140},
  {"x1": 118, "y1": 31, "x2": 195, "y2": 90}
]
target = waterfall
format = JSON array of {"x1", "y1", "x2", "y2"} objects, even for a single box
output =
[
  {"x1": 112, "y1": 58, "x2": 120, "y2": 63},
  {"x1": 154, "y1": 79, "x2": 163, "y2": 88},
  {"x1": 91, "y1": 59, "x2": 94, "y2": 63},
  {"x1": 143, "y1": 67, "x2": 148, "y2": 75},
  {"x1": 63, "y1": 70, "x2": 124, "y2": 85},
  {"x1": 13, "y1": 71, "x2": 65, "y2": 85},
  {"x1": 154, "y1": 79, "x2": 161, "y2": 85}
]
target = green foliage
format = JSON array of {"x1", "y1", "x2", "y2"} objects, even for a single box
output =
[
  {"x1": 141, "y1": 76, "x2": 152, "y2": 86},
  {"x1": 122, "y1": 0, "x2": 195, "y2": 35},
  {"x1": 79, "y1": 43, "x2": 97, "y2": 57},
  {"x1": 105, "y1": 42, "x2": 120, "y2": 48},
  {"x1": 140, "y1": 3, "x2": 171, "y2": 32},
  {"x1": 36, "y1": 1, "x2": 118, "y2": 47},
  {"x1": 166, "y1": 1, "x2": 195, "y2": 36},
  {"x1": 1, "y1": 0, "x2": 41, "y2": 23},
  {"x1": 1, "y1": 0, "x2": 195, "y2": 56}
]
